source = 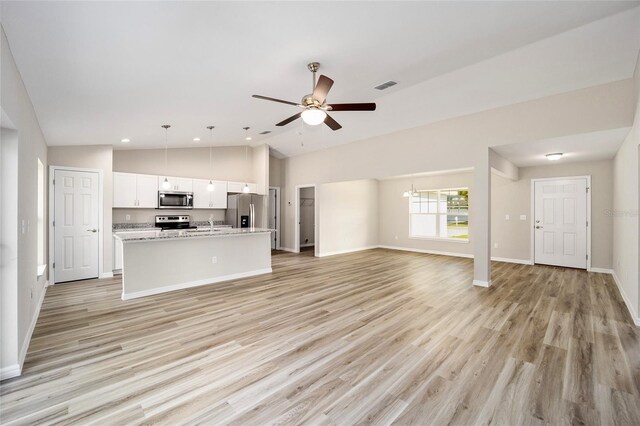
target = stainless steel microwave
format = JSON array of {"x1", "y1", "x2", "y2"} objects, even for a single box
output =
[{"x1": 158, "y1": 191, "x2": 193, "y2": 209}]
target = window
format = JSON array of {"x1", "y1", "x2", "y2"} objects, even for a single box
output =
[
  {"x1": 37, "y1": 158, "x2": 45, "y2": 275},
  {"x1": 410, "y1": 188, "x2": 469, "y2": 241}
]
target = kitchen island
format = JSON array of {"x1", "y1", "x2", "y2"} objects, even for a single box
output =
[{"x1": 115, "y1": 228, "x2": 272, "y2": 300}]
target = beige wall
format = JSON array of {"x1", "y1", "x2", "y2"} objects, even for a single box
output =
[
  {"x1": 613, "y1": 57, "x2": 640, "y2": 321},
  {"x1": 492, "y1": 160, "x2": 614, "y2": 268},
  {"x1": 378, "y1": 171, "x2": 474, "y2": 256},
  {"x1": 317, "y1": 179, "x2": 379, "y2": 256},
  {"x1": 48, "y1": 145, "x2": 114, "y2": 274},
  {"x1": 279, "y1": 79, "x2": 635, "y2": 252},
  {"x1": 269, "y1": 156, "x2": 284, "y2": 188},
  {"x1": 1, "y1": 26, "x2": 49, "y2": 376},
  {"x1": 113, "y1": 146, "x2": 255, "y2": 183}
]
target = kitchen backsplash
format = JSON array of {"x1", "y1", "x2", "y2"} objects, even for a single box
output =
[{"x1": 112, "y1": 208, "x2": 226, "y2": 226}]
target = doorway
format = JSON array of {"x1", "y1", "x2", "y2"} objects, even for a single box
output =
[
  {"x1": 268, "y1": 187, "x2": 280, "y2": 250},
  {"x1": 532, "y1": 176, "x2": 590, "y2": 269},
  {"x1": 50, "y1": 168, "x2": 103, "y2": 283},
  {"x1": 295, "y1": 185, "x2": 317, "y2": 255}
]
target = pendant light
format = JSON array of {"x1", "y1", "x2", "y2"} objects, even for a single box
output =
[
  {"x1": 242, "y1": 127, "x2": 251, "y2": 193},
  {"x1": 161, "y1": 124, "x2": 171, "y2": 190},
  {"x1": 206, "y1": 126, "x2": 215, "y2": 191},
  {"x1": 402, "y1": 175, "x2": 419, "y2": 197}
]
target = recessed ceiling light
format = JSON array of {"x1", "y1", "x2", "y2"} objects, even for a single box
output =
[
  {"x1": 245, "y1": 136, "x2": 252, "y2": 141},
  {"x1": 546, "y1": 153, "x2": 563, "y2": 161},
  {"x1": 193, "y1": 137, "x2": 200, "y2": 142},
  {"x1": 121, "y1": 138, "x2": 130, "y2": 143}
]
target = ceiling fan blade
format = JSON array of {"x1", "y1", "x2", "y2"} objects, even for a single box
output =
[
  {"x1": 328, "y1": 103, "x2": 376, "y2": 111},
  {"x1": 312, "y1": 75, "x2": 334, "y2": 104},
  {"x1": 276, "y1": 112, "x2": 302, "y2": 127},
  {"x1": 252, "y1": 95, "x2": 300, "y2": 107},
  {"x1": 324, "y1": 114, "x2": 342, "y2": 131}
]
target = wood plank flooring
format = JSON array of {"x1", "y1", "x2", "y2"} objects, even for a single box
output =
[{"x1": 1, "y1": 248, "x2": 639, "y2": 425}]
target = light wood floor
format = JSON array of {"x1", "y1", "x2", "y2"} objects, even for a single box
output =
[{"x1": 1, "y1": 249, "x2": 639, "y2": 425}]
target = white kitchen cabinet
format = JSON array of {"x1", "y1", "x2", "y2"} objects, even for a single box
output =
[
  {"x1": 193, "y1": 179, "x2": 228, "y2": 209},
  {"x1": 158, "y1": 176, "x2": 193, "y2": 192},
  {"x1": 136, "y1": 174, "x2": 159, "y2": 207},
  {"x1": 227, "y1": 181, "x2": 258, "y2": 194},
  {"x1": 113, "y1": 172, "x2": 137, "y2": 207},
  {"x1": 113, "y1": 172, "x2": 158, "y2": 208}
]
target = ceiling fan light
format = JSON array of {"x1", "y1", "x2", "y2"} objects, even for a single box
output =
[
  {"x1": 301, "y1": 109, "x2": 327, "y2": 126},
  {"x1": 207, "y1": 180, "x2": 214, "y2": 191}
]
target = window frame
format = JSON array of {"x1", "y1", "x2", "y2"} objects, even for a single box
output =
[{"x1": 408, "y1": 187, "x2": 469, "y2": 243}]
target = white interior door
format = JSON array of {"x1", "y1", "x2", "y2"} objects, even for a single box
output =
[
  {"x1": 268, "y1": 189, "x2": 277, "y2": 249},
  {"x1": 54, "y1": 170, "x2": 100, "y2": 282},
  {"x1": 534, "y1": 178, "x2": 588, "y2": 269}
]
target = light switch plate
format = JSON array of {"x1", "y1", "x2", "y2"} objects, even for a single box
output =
[
  {"x1": 505, "y1": 214, "x2": 510, "y2": 220},
  {"x1": 520, "y1": 214, "x2": 527, "y2": 220}
]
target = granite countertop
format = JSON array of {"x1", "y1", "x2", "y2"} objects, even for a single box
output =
[{"x1": 114, "y1": 228, "x2": 273, "y2": 242}]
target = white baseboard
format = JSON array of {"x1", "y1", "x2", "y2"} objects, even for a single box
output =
[
  {"x1": 589, "y1": 267, "x2": 614, "y2": 274},
  {"x1": 121, "y1": 268, "x2": 273, "y2": 300},
  {"x1": 611, "y1": 271, "x2": 640, "y2": 327},
  {"x1": 318, "y1": 245, "x2": 379, "y2": 257},
  {"x1": 300, "y1": 243, "x2": 315, "y2": 248},
  {"x1": 100, "y1": 271, "x2": 114, "y2": 279},
  {"x1": 378, "y1": 245, "x2": 474, "y2": 259},
  {"x1": 491, "y1": 257, "x2": 533, "y2": 265},
  {"x1": 10, "y1": 281, "x2": 48, "y2": 379},
  {"x1": 0, "y1": 364, "x2": 21, "y2": 381},
  {"x1": 473, "y1": 280, "x2": 492, "y2": 288},
  {"x1": 278, "y1": 247, "x2": 297, "y2": 253}
]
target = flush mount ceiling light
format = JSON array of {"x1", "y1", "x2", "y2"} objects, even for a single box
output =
[
  {"x1": 546, "y1": 152, "x2": 563, "y2": 161},
  {"x1": 161, "y1": 124, "x2": 171, "y2": 190},
  {"x1": 301, "y1": 108, "x2": 327, "y2": 126},
  {"x1": 120, "y1": 138, "x2": 130, "y2": 143},
  {"x1": 193, "y1": 137, "x2": 200, "y2": 142},
  {"x1": 207, "y1": 126, "x2": 215, "y2": 191}
]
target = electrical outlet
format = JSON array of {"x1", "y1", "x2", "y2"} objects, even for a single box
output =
[
  {"x1": 494, "y1": 243, "x2": 499, "y2": 249},
  {"x1": 505, "y1": 214, "x2": 510, "y2": 220},
  {"x1": 394, "y1": 235, "x2": 398, "y2": 240},
  {"x1": 125, "y1": 214, "x2": 131, "y2": 221},
  {"x1": 211, "y1": 256, "x2": 217, "y2": 264},
  {"x1": 520, "y1": 215, "x2": 527, "y2": 221}
]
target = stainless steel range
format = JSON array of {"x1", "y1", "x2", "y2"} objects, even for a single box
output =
[{"x1": 155, "y1": 215, "x2": 197, "y2": 230}]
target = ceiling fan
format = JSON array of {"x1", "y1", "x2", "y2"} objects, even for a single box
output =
[{"x1": 252, "y1": 62, "x2": 376, "y2": 131}]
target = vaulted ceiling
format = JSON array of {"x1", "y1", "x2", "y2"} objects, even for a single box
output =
[{"x1": 1, "y1": 1, "x2": 639, "y2": 157}]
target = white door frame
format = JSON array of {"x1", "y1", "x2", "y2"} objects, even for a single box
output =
[
  {"x1": 530, "y1": 175, "x2": 591, "y2": 271},
  {"x1": 269, "y1": 186, "x2": 281, "y2": 250},
  {"x1": 294, "y1": 184, "x2": 318, "y2": 256},
  {"x1": 49, "y1": 165, "x2": 105, "y2": 284}
]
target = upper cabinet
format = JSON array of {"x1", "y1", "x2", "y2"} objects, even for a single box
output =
[
  {"x1": 193, "y1": 179, "x2": 228, "y2": 209},
  {"x1": 113, "y1": 172, "x2": 158, "y2": 208},
  {"x1": 158, "y1": 176, "x2": 193, "y2": 192},
  {"x1": 227, "y1": 181, "x2": 258, "y2": 194}
]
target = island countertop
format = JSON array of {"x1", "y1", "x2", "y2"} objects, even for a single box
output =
[{"x1": 115, "y1": 227, "x2": 273, "y2": 242}]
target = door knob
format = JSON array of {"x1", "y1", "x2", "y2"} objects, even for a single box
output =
[
  {"x1": 535, "y1": 226, "x2": 543, "y2": 229},
  {"x1": 87, "y1": 229, "x2": 98, "y2": 233}
]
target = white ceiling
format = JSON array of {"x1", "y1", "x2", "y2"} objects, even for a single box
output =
[
  {"x1": 492, "y1": 127, "x2": 632, "y2": 167},
  {"x1": 1, "y1": 1, "x2": 639, "y2": 157}
]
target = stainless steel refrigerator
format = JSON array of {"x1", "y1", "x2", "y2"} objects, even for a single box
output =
[{"x1": 226, "y1": 194, "x2": 265, "y2": 229}]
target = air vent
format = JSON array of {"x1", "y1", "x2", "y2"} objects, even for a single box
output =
[
  {"x1": 374, "y1": 80, "x2": 397, "y2": 90},
  {"x1": 259, "y1": 130, "x2": 272, "y2": 135}
]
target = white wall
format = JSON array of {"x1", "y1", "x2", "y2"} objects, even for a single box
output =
[
  {"x1": 317, "y1": 179, "x2": 379, "y2": 256},
  {"x1": 613, "y1": 57, "x2": 640, "y2": 323},
  {"x1": 1, "y1": 26, "x2": 49, "y2": 379},
  {"x1": 48, "y1": 145, "x2": 114, "y2": 274}
]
